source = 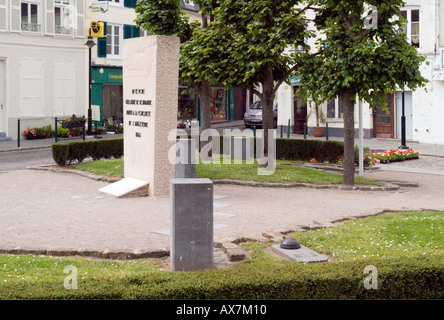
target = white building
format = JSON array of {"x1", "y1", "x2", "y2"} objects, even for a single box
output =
[
  {"x1": 278, "y1": 0, "x2": 444, "y2": 145},
  {"x1": 85, "y1": 0, "x2": 204, "y2": 127},
  {"x1": 0, "y1": 0, "x2": 87, "y2": 140}
]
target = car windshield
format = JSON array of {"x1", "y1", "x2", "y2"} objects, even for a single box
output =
[{"x1": 250, "y1": 101, "x2": 262, "y2": 110}]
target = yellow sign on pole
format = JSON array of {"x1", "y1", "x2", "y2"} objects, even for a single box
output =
[{"x1": 90, "y1": 21, "x2": 105, "y2": 37}]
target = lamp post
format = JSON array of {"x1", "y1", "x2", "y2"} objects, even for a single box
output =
[
  {"x1": 84, "y1": 35, "x2": 96, "y2": 136},
  {"x1": 397, "y1": 27, "x2": 409, "y2": 150},
  {"x1": 399, "y1": 86, "x2": 409, "y2": 150}
]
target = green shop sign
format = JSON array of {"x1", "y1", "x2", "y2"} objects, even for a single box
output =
[
  {"x1": 91, "y1": 66, "x2": 123, "y2": 84},
  {"x1": 289, "y1": 76, "x2": 301, "y2": 86}
]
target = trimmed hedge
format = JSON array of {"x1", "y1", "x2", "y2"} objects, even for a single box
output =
[
  {"x1": 52, "y1": 136, "x2": 344, "y2": 166},
  {"x1": 181, "y1": 134, "x2": 345, "y2": 163},
  {"x1": 275, "y1": 138, "x2": 344, "y2": 163},
  {"x1": 51, "y1": 138, "x2": 123, "y2": 166}
]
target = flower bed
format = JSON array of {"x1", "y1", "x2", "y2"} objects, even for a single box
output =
[
  {"x1": 24, "y1": 125, "x2": 54, "y2": 140},
  {"x1": 365, "y1": 148, "x2": 420, "y2": 165}
]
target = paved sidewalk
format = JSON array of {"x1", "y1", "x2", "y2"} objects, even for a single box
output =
[
  {"x1": 1, "y1": 166, "x2": 444, "y2": 259},
  {"x1": 0, "y1": 134, "x2": 124, "y2": 152},
  {"x1": 2, "y1": 125, "x2": 444, "y2": 259}
]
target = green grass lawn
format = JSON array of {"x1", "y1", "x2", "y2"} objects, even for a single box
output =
[
  {"x1": 70, "y1": 156, "x2": 381, "y2": 186},
  {"x1": 1, "y1": 211, "x2": 443, "y2": 299}
]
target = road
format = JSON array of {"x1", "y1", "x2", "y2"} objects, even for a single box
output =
[{"x1": 0, "y1": 147, "x2": 55, "y2": 171}]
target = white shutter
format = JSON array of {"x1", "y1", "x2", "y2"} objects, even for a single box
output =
[
  {"x1": 76, "y1": 0, "x2": 85, "y2": 38},
  {"x1": 54, "y1": 60, "x2": 76, "y2": 116},
  {"x1": 10, "y1": 0, "x2": 21, "y2": 33},
  {"x1": 45, "y1": 0, "x2": 54, "y2": 35},
  {"x1": 20, "y1": 58, "x2": 44, "y2": 117},
  {"x1": 0, "y1": 0, "x2": 7, "y2": 31}
]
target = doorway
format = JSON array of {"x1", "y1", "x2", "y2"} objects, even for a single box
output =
[
  {"x1": 293, "y1": 87, "x2": 307, "y2": 134},
  {"x1": 0, "y1": 59, "x2": 5, "y2": 133},
  {"x1": 373, "y1": 93, "x2": 395, "y2": 139},
  {"x1": 396, "y1": 91, "x2": 413, "y2": 140},
  {"x1": 102, "y1": 84, "x2": 123, "y2": 122}
]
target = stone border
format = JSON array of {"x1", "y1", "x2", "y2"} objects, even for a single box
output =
[
  {"x1": 0, "y1": 208, "x2": 436, "y2": 261},
  {"x1": 28, "y1": 165, "x2": 419, "y2": 192},
  {"x1": 0, "y1": 247, "x2": 169, "y2": 260},
  {"x1": 211, "y1": 179, "x2": 416, "y2": 192}
]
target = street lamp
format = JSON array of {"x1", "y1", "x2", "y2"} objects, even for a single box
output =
[
  {"x1": 397, "y1": 27, "x2": 409, "y2": 150},
  {"x1": 84, "y1": 35, "x2": 96, "y2": 136},
  {"x1": 399, "y1": 85, "x2": 409, "y2": 150}
]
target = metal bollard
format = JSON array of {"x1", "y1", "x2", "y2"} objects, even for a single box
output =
[
  {"x1": 252, "y1": 126, "x2": 256, "y2": 158},
  {"x1": 17, "y1": 119, "x2": 20, "y2": 148},
  {"x1": 326, "y1": 122, "x2": 329, "y2": 141},
  {"x1": 54, "y1": 117, "x2": 58, "y2": 143},
  {"x1": 287, "y1": 119, "x2": 290, "y2": 139}
]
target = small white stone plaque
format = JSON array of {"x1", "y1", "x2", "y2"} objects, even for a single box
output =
[
  {"x1": 271, "y1": 244, "x2": 329, "y2": 263},
  {"x1": 99, "y1": 178, "x2": 148, "y2": 198}
]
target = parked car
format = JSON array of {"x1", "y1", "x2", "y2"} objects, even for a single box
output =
[{"x1": 244, "y1": 100, "x2": 278, "y2": 129}]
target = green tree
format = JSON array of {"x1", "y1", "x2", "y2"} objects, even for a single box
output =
[
  {"x1": 298, "y1": 0, "x2": 428, "y2": 186},
  {"x1": 190, "y1": 0, "x2": 313, "y2": 158},
  {"x1": 135, "y1": 0, "x2": 215, "y2": 150}
]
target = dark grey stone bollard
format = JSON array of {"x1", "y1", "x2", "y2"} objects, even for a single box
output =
[
  {"x1": 230, "y1": 136, "x2": 253, "y2": 161},
  {"x1": 170, "y1": 178, "x2": 213, "y2": 271},
  {"x1": 175, "y1": 138, "x2": 196, "y2": 178}
]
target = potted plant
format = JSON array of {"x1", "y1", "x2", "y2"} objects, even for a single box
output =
[
  {"x1": 307, "y1": 102, "x2": 326, "y2": 137},
  {"x1": 62, "y1": 114, "x2": 86, "y2": 129}
]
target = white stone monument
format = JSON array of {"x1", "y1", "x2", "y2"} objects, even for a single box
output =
[{"x1": 99, "y1": 35, "x2": 180, "y2": 197}]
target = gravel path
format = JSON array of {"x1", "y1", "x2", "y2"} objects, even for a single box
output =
[{"x1": 1, "y1": 168, "x2": 443, "y2": 258}]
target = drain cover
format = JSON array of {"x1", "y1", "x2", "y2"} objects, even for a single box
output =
[{"x1": 280, "y1": 238, "x2": 301, "y2": 250}]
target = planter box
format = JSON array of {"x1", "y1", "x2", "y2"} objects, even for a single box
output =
[{"x1": 62, "y1": 121, "x2": 85, "y2": 129}]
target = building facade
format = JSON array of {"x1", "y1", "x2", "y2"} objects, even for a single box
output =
[
  {"x1": 0, "y1": 0, "x2": 87, "y2": 140},
  {"x1": 87, "y1": 0, "x2": 247, "y2": 129},
  {"x1": 0, "y1": 0, "x2": 247, "y2": 141},
  {"x1": 278, "y1": 0, "x2": 444, "y2": 145}
]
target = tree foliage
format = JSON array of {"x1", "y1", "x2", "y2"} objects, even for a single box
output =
[
  {"x1": 298, "y1": 0, "x2": 428, "y2": 186},
  {"x1": 135, "y1": 0, "x2": 216, "y2": 144},
  {"x1": 189, "y1": 0, "x2": 313, "y2": 158},
  {"x1": 135, "y1": 0, "x2": 193, "y2": 43}
]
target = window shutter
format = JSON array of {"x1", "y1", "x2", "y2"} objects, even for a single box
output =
[
  {"x1": 45, "y1": 0, "x2": 54, "y2": 35},
  {"x1": 76, "y1": 0, "x2": 85, "y2": 37},
  {"x1": 124, "y1": 0, "x2": 137, "y2": 9},
  {"x1": 0, "y1": 0, "x2": 7, "y2": 31},
  {"x1": 97, "y1": 21, "x2": 107, "y2": 58},
  {"x1": 123, "y1": 24, "x2": 140, "y2": 39},
  {"x1": 10, "y1": 0, "x2": 21, "y2": 32},
  {"x1": 133, "y1": 25, "x2": 140, "y2": 38}
]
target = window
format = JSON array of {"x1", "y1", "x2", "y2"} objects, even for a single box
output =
[
  {"x1": 326, "y1": 99, "x2": 343, "y2": 119},
  {"x1": 106, "y1": 0, "x2": 123, "y2": 6},
  {"x1": 210, "y1": 87, "x2": 228, "y2": 121},
  {"x1": 180, "y1": 0, "x2": 199, "y2": 12},
  {"x1": 21, "y1": 2, "x2": 40, "y2": 32},
  {"x1": 54, "y1": 0, "x2": 73, "y2": 35},
  {"x1": 106, "y1": 23, "x2": 122, "y2": 57},
  {"x1": 400, "y1": 8, "x2": 420, "y2": 48}
]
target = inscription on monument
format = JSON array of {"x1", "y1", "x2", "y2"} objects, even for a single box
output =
[{"x1": 125, "y1": 88, "x2": 152, "y2": 138}]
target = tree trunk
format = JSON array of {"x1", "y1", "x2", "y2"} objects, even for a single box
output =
[
  {"x1": 341, "y1": 90, "x2": 355, "y2": 187},
  {"x1": 195, "y1": 80, "x2": 212, "y2": 154},
  {"x1": 261, "y1": 66, "x2": 275, "y2": 158}
]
